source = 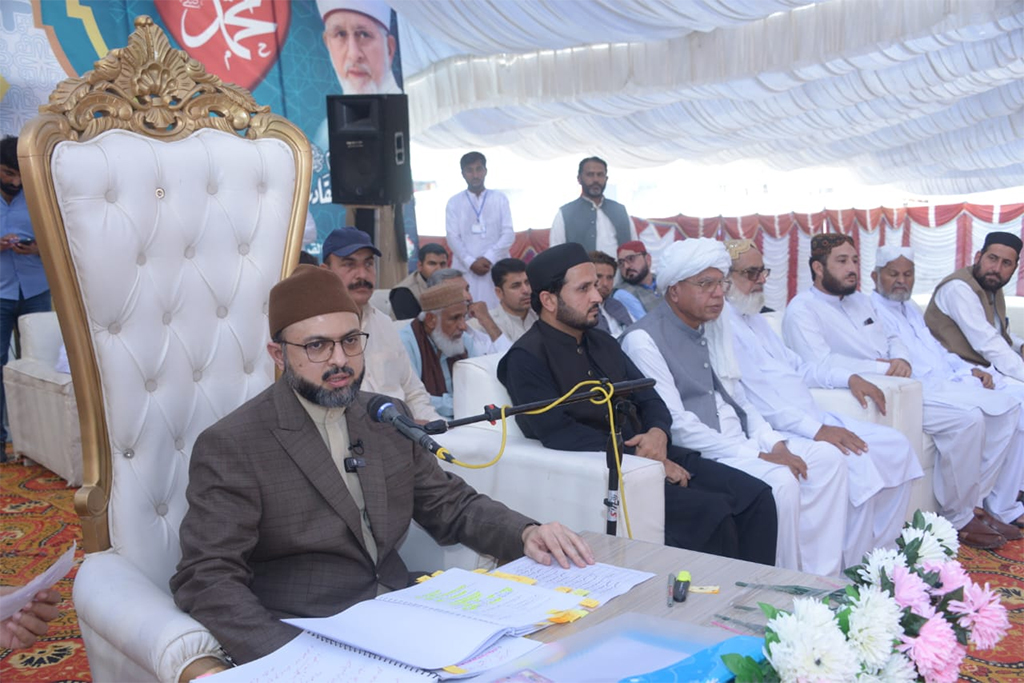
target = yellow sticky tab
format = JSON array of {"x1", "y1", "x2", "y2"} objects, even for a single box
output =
[
  {"x1": 565, "y1": 609, "x2": 588, "y2": 622},
  {"x1": 547, "y1": 610, "x2": 572, "y2": 623},
  {"x1": 473, "y1": 568, "x2": 489, "y2": 574},
  {"x1": 571, "y1": 588, "x2": 590, "y2": 596},
  {"x1": 415, "y1": 574, "x2": 431, "y2": 583},
  {"x1": 579, "y1": 598, "x2": 600, "y2": 609},
  {"x1": 431, "y1": 570, "x2": 444, "y2": 576},
  {"x1": 443, "y1": 666, "x2": 468, "y2": 674},
  {"x1": 554, "y1": 586, "x2": 572, "y2": 593},
  {"x1": 487, "y1": 571, "x2": 538, "y2": 585},
  {"x1": 690, "y1": 585, "x2": 720, "y2": 594}
]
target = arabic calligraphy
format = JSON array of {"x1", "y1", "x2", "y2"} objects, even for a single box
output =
[{"x1": 179, "y1": 0, "x2": 277, "y2": 67}]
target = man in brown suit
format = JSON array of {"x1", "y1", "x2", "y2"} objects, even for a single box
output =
[{"x1": 171, "y1": 265, "x2": 593, "y2": 670}]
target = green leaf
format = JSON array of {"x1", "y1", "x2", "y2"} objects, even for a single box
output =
[
  {"x1": 843, "y1": 565, "x2": 865, "y2": 584},
  {"x1": 903, "y1": 537, "x2": 922, "y2": 565},
  {"x1": 903, "y1": 611, "x2": 928, "y2": 637},
  {"x1": 722, "y1": 653, "x2": 764, "y2": 682},
  {"x1": 912, "y1": 509, "x2": 926, "y2": 529},
  {"x1": 836, "y1": 606, "x2": 852, "y2": 635},
  {"x1": 759, "y1": 602, "x2": 781, "y2": 621}
]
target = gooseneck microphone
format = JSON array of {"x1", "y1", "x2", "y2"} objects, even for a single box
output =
[{"x1": 367, "y1": 395, "x2": 445, "y2": 456}]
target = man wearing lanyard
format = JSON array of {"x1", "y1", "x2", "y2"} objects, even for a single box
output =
[
  {"x1": 444, "y1": 151, "x2": 514, "y2": 309},
  {"x1": 0, "y1": 136, "x2": 51, "y2": 460}
]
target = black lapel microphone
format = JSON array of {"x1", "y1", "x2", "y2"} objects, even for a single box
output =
[{"x1": 344, "y1": 439, "x2": 366, "y2": 472}]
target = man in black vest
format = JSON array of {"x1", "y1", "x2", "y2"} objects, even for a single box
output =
[
  {"x1": 497, "y1": 243, "x2": 778, "y2": 563},
  {"x1": 549, "y1": 157, "x2": 638, "y2": 256}
]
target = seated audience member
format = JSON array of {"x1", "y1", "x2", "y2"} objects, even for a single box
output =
[
  {"x1": 488, "y1": 258, "x2": 537, "y2": 342},
  {"x1": 614, "y1": 241, "x2": 659, "y2": 320},
  {"x1": 590, "y1": 250, "x2": 634, "y2": 336},
  {"x1": 321, "y1": 228, "x2": 441, "y2": 422},
  {"x1": 399, "y1": 280, "x2": 484, "y2": 418},
  {"x1": 390, "y1": 243, "x2": 449, "y2": 319},
  {"x1": 783, "y1": 235, "x2": 1023, "y2": 548},
  {"x1": 924, "y1": 231, "x2": 1024, "y2": 384},
  {"x1": 498, "y1": 243, "x2": 779, "y2": 564},
  {"x1": 172, "y1": 265, "x2": 594, "y2": 668},
  {"x1": 0, "y1": 585, "x2": 61, "y2": 649},
  {"x1": 620, "y1": 239, "x2": 849, "y2": 576},
  {"x1": 427, "y1": 268, "x2": 511, "y2": 354},
  {"x1": 724, "y1": 239, "x2": 921, "y2": 566}
]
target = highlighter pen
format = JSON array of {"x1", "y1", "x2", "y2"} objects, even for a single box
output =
[
  {"x1": 667, "y1": 574, "x2": 674, "y2": 608},
  {"x1": 673, "y1": 570, "x2": 692, "y2": 602}
]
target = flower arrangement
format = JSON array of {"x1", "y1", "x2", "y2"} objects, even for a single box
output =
[{"x1": 722, "y1": 511, "x2": 1010, "y2": 682}]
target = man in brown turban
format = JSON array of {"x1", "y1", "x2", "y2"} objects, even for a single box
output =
[{"x1": 172, "y1": 265, "x2": 594, "y2": 674}]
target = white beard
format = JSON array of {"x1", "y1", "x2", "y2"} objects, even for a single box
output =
[
  {"x1": 337, "y1": 67, "x2": 401, "y2": 95},
  {"x1": 727, "y1": 287, "x2": 765, "y2": 316},
  {"x1": 430, "y1": 326, "x2": 466, "y2": 358}
]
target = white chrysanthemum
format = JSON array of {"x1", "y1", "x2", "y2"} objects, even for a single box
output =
[
  {"x1": 879, "y1": 652, "x2": 917, "y2": 682},
  {"x1": 767, "y1": 599, "x2": 859, "y2": 683},
  {"x1": 921, "y1": 511, "x2": 959, "y2": 556},
  {"x1": 900, "y1": 526, "x2": 947, "y2": 564},
  {"x1": 856, "y1": 548, "x2": 906, "y2": 587},
  {"x1": 848, "y1": 586, "x2": 903, "y2": 672}
]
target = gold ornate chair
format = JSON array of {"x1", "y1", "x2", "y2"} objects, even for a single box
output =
[{"x1": 18, "y1": 16, "x2": 309, "y2": 682}]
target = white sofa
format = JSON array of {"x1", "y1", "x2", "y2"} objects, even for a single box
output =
[
  {"x1": 3, "y1": 311, "x2": 83, "y2": 485},
  {"x1": 761, "y1": 312, "x2": 935, "y2": 516},
  {"x1": 398, "y1": 353, "x2": 666, "y2": 572}
]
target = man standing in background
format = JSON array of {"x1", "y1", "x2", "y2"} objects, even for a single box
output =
[
  {"x1": 0, "y1": 136, "x2": 51, "y2": 459},
  {"x1": 445, "y1": 152, "x2": 514, "y2": 309},
  {"x1": 550, "y1": 157, "x2": 637, "y2": 255}
]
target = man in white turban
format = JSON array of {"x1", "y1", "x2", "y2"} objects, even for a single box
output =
[
  {"x1": 723, "y1": 239, "x2": 922, "y2": 567},
  {"x1": 783, "y1": 235, "x2": 1022, "y2": 548},
  {"x1": 318, "y1": 0, "x2": 401, "y2": 95},
  {"x1": 869, "y1": 245, "x2": 1024, "y2": 537},
  {"x1": 621, "y1": 238, "x2": 850, "y2": 576}
]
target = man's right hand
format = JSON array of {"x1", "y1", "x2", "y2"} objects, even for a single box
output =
[
  {"x1": 0, "y1": 234, "x2": 16, "y2": 252},
  {"x1": 468, "y1": 301, "x2": 504, "y2": 341},
  {"x1": 759, "y1": 442, "x2": 808, "y2": 480},
  {"x1": 878, "y1": 358, "x2": 912, "y2": 377},
  {"x1": 663, "y1": 460, "x2": 691, "y2": 487},
  {"x1": 814, "y1": 425, "x2": 867, "y2": 455}
]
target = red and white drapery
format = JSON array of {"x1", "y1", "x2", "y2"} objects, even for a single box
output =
[{"x1": 421, "y1": 203, "x2": 1023, "y2": 312}]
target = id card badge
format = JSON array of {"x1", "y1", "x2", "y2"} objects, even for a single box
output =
[{"x1": 471, "y1": 220, "x2": 485, "y2": 234}]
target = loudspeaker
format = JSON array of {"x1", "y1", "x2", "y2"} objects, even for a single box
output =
[{"x1": 327, "y1": 94, "x2": 412, "y2": 205}]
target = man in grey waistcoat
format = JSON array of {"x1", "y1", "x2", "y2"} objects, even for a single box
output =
[{"x1": 549, "y1": 157, "x2": 638, "y2": 256}]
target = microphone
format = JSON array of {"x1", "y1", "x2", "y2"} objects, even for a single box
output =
[{"x1": 367, "y1": 395, "x2": 445, "y2": 456}]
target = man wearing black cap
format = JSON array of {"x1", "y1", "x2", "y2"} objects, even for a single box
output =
[
  {"x1": 172, "y1": 265, "x2": 593, "y2": 673},
  {"x1": 497, "y1": 243, "x2": 779, "y2": 564},
  {"x1": 925, "y1": 231, "x2": 1024, "y2": 384}
]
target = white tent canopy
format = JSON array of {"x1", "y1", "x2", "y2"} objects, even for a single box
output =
[{"x1": 393, "y1": 0, "x2": 1024, "y2": 195}]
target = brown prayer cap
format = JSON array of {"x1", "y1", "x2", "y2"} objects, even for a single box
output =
[
  {"x1": 269, "y1": 265, "x2": 361, "y2": 337},
  {"x1": 420, "y1": 280, "x2": 467, "y2": 313},
  {"x1": 810, "y1": 233, "x2": 854, "y2": 262}
]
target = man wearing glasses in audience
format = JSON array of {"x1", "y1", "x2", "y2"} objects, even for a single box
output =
[
  {"x1": 613, "y1": 240, "x2": 660, "y2": 321},
  {"x1": 621, "y1": 239, "x2": 850, "y2": 576},
  {"x1": 723, "y1": 239, "x2": 921, "y2": 568}
]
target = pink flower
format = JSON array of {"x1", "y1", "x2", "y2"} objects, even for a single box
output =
[
  {"x1": 892, "y1": 564, "x2": 934, "y2": 616},
  {"x1": 898, "y1": 613, "x2": 966, "y2": 683},
  {"x1": 950, "y1": 581, "x2": 1010, "y2": 650},
  {"x1": 920, "y1": 559, "x2": 970, "y2": 596}
]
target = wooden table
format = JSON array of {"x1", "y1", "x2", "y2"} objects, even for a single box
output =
[{"x1": 531, "y1": 531, "x2": 846, "y2": 643}]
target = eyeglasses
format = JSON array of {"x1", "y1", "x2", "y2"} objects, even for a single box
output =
[
  {"x1": 617, "y1": 253, "x2": 646, "y2": 267},
  {"x1": 281, "y1": 333, "x2": 369, "y2": 362},
  {"x1": 732, "y1": 267, "x2": 771, "y2": 282},
  {"x1": 681, "y1": 278, "x2": 732, "y2": 294}
]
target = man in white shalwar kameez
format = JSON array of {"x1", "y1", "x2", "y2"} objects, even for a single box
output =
[
  {"x1": 782, "y1": 234, "x2": 1021, "y2": 548},
  {"x1": 869, "y1": 246, "x2": 1024, "y2": 534},
  {"x1": 444, "y1": 152, "x2": 515, "y2": 309},
  {"x1": 621, "y1": 239, "x2": 849, "y2": 576},
  {"x1": 723, "y1": 240, "x2": 922, "y2": 566}
]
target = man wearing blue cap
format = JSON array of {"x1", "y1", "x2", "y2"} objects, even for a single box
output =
[{"x1": 321, "y1": 228, "x2": 442, "y2": 422}]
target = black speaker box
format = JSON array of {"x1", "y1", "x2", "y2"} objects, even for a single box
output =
[{"x1": 327, "y1": 94, "x2": 412, "y2": 205}]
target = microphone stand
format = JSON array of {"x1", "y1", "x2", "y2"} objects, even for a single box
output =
[{"x1": 421, "y1": 377, "x2": 656, "y2": 537}]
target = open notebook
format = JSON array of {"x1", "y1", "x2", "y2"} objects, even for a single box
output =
[{"x1": 283, "y1": 568, "x2": 582, "y2": 670}]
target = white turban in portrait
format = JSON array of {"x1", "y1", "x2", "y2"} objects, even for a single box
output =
[
  {"x1": 659, "y1": 238, "x2": 741, "y2": 380},
  {"x1": 875, "y1": 245, "x2": 915, "y2": 269}
]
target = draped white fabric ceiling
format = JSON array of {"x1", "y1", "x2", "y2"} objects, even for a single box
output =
[{"x1": 392, "y1": 0, "x2": 1024, "y2": 195}]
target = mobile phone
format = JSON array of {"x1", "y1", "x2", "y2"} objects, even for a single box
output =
[{"x1": 17, "y1": 238, "x2": 35, "y2": 245}]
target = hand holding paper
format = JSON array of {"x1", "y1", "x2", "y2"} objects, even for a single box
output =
[{"x1": 0, "y1": 542, "x2": 74, "y2": 649}]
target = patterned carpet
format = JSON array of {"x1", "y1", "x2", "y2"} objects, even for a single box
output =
[{"x1": 0, "y1": 459, "x2": 1022, "y2": 682}]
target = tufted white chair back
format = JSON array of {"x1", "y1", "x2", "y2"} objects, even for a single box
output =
[
  {"x1": 51, "y1": 128, "x2": 293, "y2": 586},
  {"x1": 18, "y1": 16, "x2": 311, "y2": 681}
]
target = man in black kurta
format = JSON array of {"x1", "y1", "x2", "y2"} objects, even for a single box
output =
[{"x1": 497, "y1": 243, "x2": 778, "y2": 564}]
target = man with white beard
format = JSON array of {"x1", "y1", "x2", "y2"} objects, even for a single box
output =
[
  {"x1": 869, "y1": 245, "x2": 1024, "y2": 534},
  {"x1": 783, "y1": 234, "x2": 1022, "y2": 548},
  {"x1": 621, "y1": 238, "x2": 849, "y2": 576},
  {"x1": 399, "y1": 280, "x2": 483, "y2": 418},
  {"x1": 723, "y1": 239, "x2": 922, "y2": 566},
  {"x1": 318, "y1": 1, "x2": 402, "y2": 95}
]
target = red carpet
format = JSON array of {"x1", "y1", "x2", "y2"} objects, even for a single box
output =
[{"x1": 1, "y1": 459, "x2": 1021, "y2": 682}]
